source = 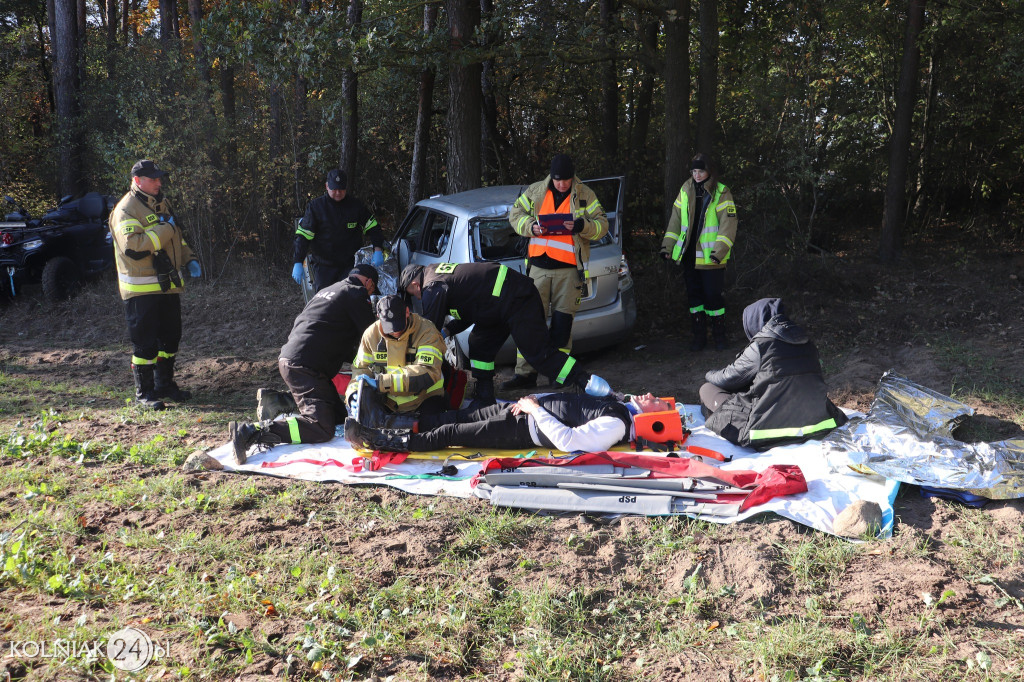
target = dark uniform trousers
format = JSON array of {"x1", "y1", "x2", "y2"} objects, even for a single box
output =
[
  {"x1": 308, "y1": 258, "x2": 346, "y2": 294},
  {"x1": 266, "y1": 358, "x2": 345, "y2": 444},
  {"x1": 470, "y1": 279, "x2": 579, "y2": 385},
  {"x1": 411, "y1": 403, "x2": 534, "y2": 451},
  {"x1": 124, "y1": 295, "x2": 182, "y2": 361}
]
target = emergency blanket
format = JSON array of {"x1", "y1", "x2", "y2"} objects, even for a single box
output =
[
  {"x1": 205, "y1": 404, "x2": 900, "y2": 538},
  {"x1": 822, "y1": 370, "x2": 1024, "y2": 499}
]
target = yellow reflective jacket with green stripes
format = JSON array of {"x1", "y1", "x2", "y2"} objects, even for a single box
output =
[
  {"x1": 660, "y1": 179, "x2": 737, "y2": 270},
  {"x1": 508, "y1": 175, "x2": 608, "y2": 268},
  {"x1": 109, "y1": 187, "x2": 194, "y2": 300},
  {"x1": 347, "y1": 313, "x2": 446, "y2": 414}
]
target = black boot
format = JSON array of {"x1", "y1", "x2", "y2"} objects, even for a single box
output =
[
  {"x1": 256, "y1": 388, "x2": 297, "y2": 422},
  {"x1": 710, "y1": 316, "x2": 727, "y2": 351},
  {"x1": 229, "y1": 420, "x2": 284, "y2": 465},
  {"x1": 131, "y1": 364, "x2": 165, "y2": 410},
  {"x1": 344, "y1": 417, "x2": 411, "y2": 452},
  {"x1": 466, "y1": 377, "x2": 496, "y2": 409},
  {"x1": 689, "y1": 312, "x2": 708, "y2": 351},
  {"x1": 499, "y1": 372, "x2": 537, "y2": 391},
  {"x1": 154, "y1": 357, "x2": 192, "y2": 402}
]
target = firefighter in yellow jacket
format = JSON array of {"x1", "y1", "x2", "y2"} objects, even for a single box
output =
[
  {"x1": 345, "y1": 295, "x2": 448, "y2": 419},
  {"x1": 503, "y1": 154, "x2": 608, "y2": 390},
  {"x1": 110, "y1": 159, "x2": 201, "y2": 409},
  {"x1": 660, "y1": 153, "x2": 738, "y2": 351}
]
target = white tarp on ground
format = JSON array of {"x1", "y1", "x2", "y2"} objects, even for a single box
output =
[{"x1": 206, "y1": 405, "x2": 900, "y2": 538}]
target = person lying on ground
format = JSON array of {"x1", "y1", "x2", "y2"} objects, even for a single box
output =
[
  {"x1": 344, "y1": 392, "x2": 673, "y2": 453},
  {"x1": 228, "y1": 264, "x2": 378, "y2": 464},
  {"x1": 698, "y1": 297, "x2": 848, "y2": 450}
]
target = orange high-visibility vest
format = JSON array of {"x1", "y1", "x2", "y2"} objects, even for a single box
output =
[{"x1": 527, "y1": 190, "x2": 577, "y2": 266}]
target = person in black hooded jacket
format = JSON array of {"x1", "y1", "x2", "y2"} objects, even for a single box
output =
[{"x1": 698, "y1": 297, "x2": 848, "y2": 450}]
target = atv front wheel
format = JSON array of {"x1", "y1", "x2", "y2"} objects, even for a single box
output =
[{"x1": 41, "y1": 256, "x2": 81, "y2": 301}]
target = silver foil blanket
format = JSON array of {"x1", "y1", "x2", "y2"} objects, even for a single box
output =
[{"x1": 823, "y1": 371, "x2": 1024, "y2": 499}]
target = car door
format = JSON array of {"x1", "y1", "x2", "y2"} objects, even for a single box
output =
[{"x1": 394, "y1": 206, "x2": 457, "y2": 265}]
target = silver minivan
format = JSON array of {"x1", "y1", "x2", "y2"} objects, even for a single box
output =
[{"x1": 389, "y1": 177, "x2": 636, "y2": 365}]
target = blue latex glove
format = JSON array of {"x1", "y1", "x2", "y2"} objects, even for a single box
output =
[
  {"x1": 291, "y1": 263, "x2": 304, "y2": 285},
  {"x1": 584, "y1": 374, "x2": 611, "y2": 397},
  {"x1": 186, "y1": 260, "x2": 201, "y2": 278},
  {"x1": 359, "y1": 375, "x2": 378, "y2": 389},
  {"x1": 371, "y1": 250, "x2": 384, "y2": 268}
]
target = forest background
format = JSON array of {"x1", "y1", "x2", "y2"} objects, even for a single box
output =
[{"x1": 2, "y1": 0, "x2": 1021, "y2": 279}]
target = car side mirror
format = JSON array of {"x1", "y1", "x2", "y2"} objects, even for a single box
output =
[{"x1": 396, "y1": 238, "x2": 411, "y2": 268}]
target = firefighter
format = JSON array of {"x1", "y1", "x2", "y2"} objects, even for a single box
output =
[
  {"x1": 344, "y1": 294, "x2": 448, "y2": 423},
  {"x1": 660, "y1": 153, "x2": 738, "y2": 351},
  {"x1": 291, "y1": 168, "x2": 384, "y2": 292},
  {"x1": 699, "y1": 298, "x2": 848, "y2": 449},
  {"x1": 110, "y1": 159, "x2": 202, "y2": 410},
  {"x1": 398, "y1": 262, "x2": 612, "y2": 406},
  {"x1": 503, "y1": 153, "x2": 609, "y2": 390},
  {"x1": 228, "y1": 264, "x2": 378, "y2": 464},
  {"x1": 345, "y1": 392, "x2": 672, "y2": 453}
]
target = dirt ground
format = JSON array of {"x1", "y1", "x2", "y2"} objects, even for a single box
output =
[{"x1": 1, "y1": 226, "x2": 1023, "y2": 680}]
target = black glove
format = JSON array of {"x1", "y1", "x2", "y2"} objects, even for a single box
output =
[
  {"x1": 659, "y1": 251, "x2": 671, "y2": 261},
  {"x1": 152, "y1": 250, "x2": 182, "y2": 291},
  {"x1": 710, "y1": 254, "x2": 721, "y2": 264},
  {"x1": 572, "y1": 218, "x2": 585, "y2": 234}
]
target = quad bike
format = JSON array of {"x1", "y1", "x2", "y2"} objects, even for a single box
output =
[{"x1": 1, "y1": 192, "x2": 116, "y2": 301}]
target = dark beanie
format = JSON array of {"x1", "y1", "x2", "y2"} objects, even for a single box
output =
[
  {"x1": 550, "y1": 154, "x2": 575, "y2": 180},
  {"x1": 349, "y1": 263, "x2": 379, "y2": 288},
  {"x1": 690, "y1": 157, "x2": 707, "y2": 171}
]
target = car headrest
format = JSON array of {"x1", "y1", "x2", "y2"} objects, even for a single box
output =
[{"x1": 78, "y1": 192, "x2": 104, "y2": 219}]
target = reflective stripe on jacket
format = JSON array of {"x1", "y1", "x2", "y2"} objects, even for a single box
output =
[
  {"x1": 660, "y1": 179, "x2": 737, "y2": 270},
  {"x1": 110, "y1": 187, "x2": 194, "y2": 300},
  {"x1": 509, "y1": 175, "x2": 608, "y2": 268},
  {"x1": 347, "y1": 313, "x2": 446, "y2": 413}
]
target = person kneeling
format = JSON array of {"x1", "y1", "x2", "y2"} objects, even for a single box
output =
[
  {"x1": 345, "y1": 392, "x2": 672, "y2": 453},
  {"x1": 698, "y1": 297, "x2": 847, "y2": 450}
]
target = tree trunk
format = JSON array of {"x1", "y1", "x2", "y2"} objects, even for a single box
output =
[
  {"x1": 220, "y1": 64, "x2": 237, "y2": 169},
  {"x1": 187, "y1": 0, "x2": 210, "y2": 83},
  {"x1": 339, "y1": 0, "x2": 362, "y2": 188},
  {"x1": 269, "y1": 82, "x2": 285, "y2": 257},
  {"x1": 445, "y1": 0, "x2": 482, "y2": 194},
  {"x1": 159, "y1": 0, "x2": 174, "y2": 42},
  {"x1": 409, "y1": 2, "x2": 439, "y2": 210},
  {"x1": 294, "y1": 0, "x2": 311, "y2": 195},
  {"x1": 121, "y1": 0, "x2": 129, "y2": 44},
  {"x1": 106, "y1": 0, "x2": 117, "y2": 54},
  {"x1": 51, "y1": 0, "x2": 82, "y2": 196},
  {"x1": 599, "y1": 0, "x2": 619, "y2": 169},
  {"x1": 695, "y1": 0, "x2": 718, "y2": 154},
  {"x1": 662, "y1": 0, "x2": 691, "y2": 222},
  {"x1": 480, "y1": 0, "x2": 500, "y2": 184},
  {"x1": 880, "y1": 0, "x2": 927, "y2": 264}
]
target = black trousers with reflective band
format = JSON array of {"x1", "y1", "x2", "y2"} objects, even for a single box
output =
[
  {"x1": 682, "y1": 264, "x2": 725, "y2": 315},
  {"x1": 124, "y1": 294, "x2": 181, "y2": 362},
  {"x1": 411, "y1": 402, "x2": 534, "y2": 451},
  {"x1": 267, "y1": 358, "x2": 344, "y2": 444}
]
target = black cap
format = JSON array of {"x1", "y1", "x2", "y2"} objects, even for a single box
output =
[
  {"x1": 327, "y1": 168, "x2": 348, "y2": 190},
  {"x1": 131, "y1": 160, "x2": 167, "y2": 178},
  {"x1": 690, "y1": 157, "x2": 707, "y2": 171},
  {"x1": 348, "y1": 263, "x2": 379, "y2": 288},
  {"x1": 398, "y1": 264, "x2": 424, "y2": 293},
  {"x1": 550, "y1": 154, "x2": 575, "y2": 180},
  {"x1": 376, "y1": 295, "x2": 409, "y2": 335}
]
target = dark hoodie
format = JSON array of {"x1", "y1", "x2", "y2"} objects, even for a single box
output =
[{"x1": 704, "y1": 298, "x2": 847, "y2": 450}]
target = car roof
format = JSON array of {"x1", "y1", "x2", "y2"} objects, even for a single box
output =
[{"x1": 416, "y1": 185, "x2": 524, "y2": 218}]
